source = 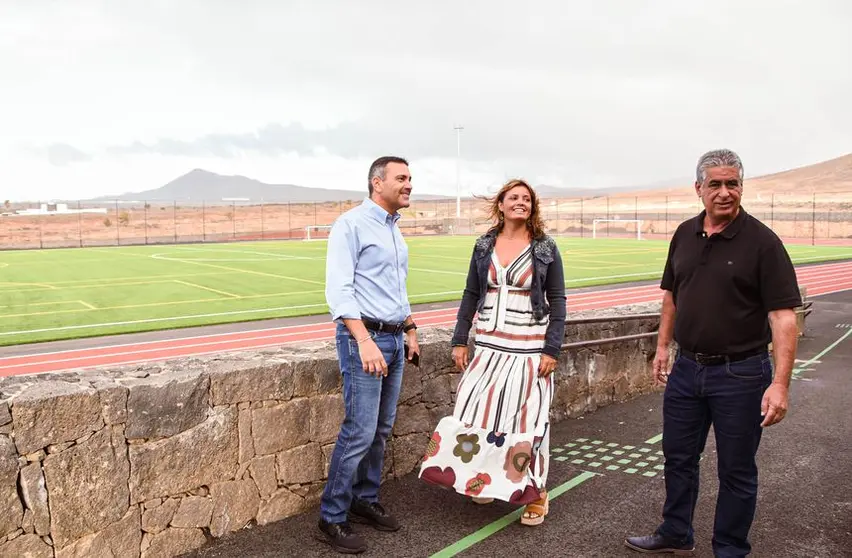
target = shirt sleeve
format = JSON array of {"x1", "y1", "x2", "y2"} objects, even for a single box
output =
[
  {"x1": 759, "y1": 237, "x2": 803, "y2": 311},
  {"x1": 660, "y1": 232, "x2": 677, "y2": 292},
  {"x1": 325, "y1": 218, "x2": 361, "y2": 321},
  {"x1": 401, "y1": 294, "x2": 411, "y2": 319}
]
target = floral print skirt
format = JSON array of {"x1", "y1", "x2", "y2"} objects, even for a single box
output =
[{"x1": 418, "y1": 348, "x2": 553, "y2": 505}]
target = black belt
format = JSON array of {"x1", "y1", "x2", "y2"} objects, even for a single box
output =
[
  {"x1": 679, "y1": 347, "x2": 766, "y2": 366},
  {"x1": 362, "y1": 318, "x2": 405, "y2": 334}
]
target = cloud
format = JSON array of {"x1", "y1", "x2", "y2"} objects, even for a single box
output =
[
  {"x1": 44, "y1": 143, "x2": 91, "y2": 166},
  {"x1": 2, "y1": 0, "x2": 851, "y2": 201}
]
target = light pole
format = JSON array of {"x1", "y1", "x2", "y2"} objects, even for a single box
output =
[{"x1": 453, "y1": 125, "x2": 463, "y2": 218}]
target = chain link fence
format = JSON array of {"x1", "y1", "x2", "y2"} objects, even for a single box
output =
[{"x1": 2, "y1": 193, "x2": 851, "y2": 249}]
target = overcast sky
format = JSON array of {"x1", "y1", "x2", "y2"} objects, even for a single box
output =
[{"x1": 2, "y1": 0, "x2": 851, "y2": 201}]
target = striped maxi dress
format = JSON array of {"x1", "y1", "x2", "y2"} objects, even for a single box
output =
[{"x1": 419, "y1": 244, "x2": 553, "y2": 505}]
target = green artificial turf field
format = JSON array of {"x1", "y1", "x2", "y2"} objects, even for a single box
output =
[{"x1": 1, "y1": 236, "x2": 850, "y2": 346}]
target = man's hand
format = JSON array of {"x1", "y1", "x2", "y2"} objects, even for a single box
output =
[
  {"x1": 653, "y1": 344, "x2": 670, "y2": 384},
  {"x1": 654, "y1": 290, "x2": 675, "y2": 385},
  {"x1": 358, "y1": 338, "x2": 388, "y2": 377},
  {"x1": 764, "y1": 308, "x2": 797, "y2": 427},
  {"x1": 406, "y1": 331, "x2": 420, "y2": 364},
  {"x1": 539, "y1": 354, "x2": 557, "y2": 377},
  {"x1": 760, "y1": 383, "x2": 789, "y2": 427},
  {"x1": 452, "y1": 345, "x2": 469, "y2": 372}
]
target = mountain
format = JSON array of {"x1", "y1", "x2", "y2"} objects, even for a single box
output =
[
  {"x1": 90, "y1": 169, "x2": 452, "y2": 203},
  {"x1": 747, "y1": 152, "x2": 852, "y2": 193}
]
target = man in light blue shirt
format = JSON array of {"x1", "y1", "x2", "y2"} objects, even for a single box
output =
[{"x1": 317, "y1": 155, "x2": 420, "y2": 554}]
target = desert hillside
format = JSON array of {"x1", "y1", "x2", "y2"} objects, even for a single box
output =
[{"x1": 747, "y1": 153, "x2": 852, "y2": 193}]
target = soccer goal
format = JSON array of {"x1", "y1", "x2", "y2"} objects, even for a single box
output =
[
  {"x1": 592, "y1": 219, "x2": 644, "y2": 240},
  {"x1": 304, "y1": 225, "x2": 333, "y2": 241}
]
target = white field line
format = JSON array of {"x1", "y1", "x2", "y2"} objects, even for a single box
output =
[
  {"x1": 566, "y1": 271, "x2": 660, "y2": 283},
  {"x1": 0, "y1": 301, "x2": 83, "y2": 310},
  {"x1": 170, "y1": 246, "x2": 322, "y2": 261},
  {"x1": 172, "y1": 280, "x2": 240, "y2": 298},
  {"x1": 791, "y1": 255, "x2": 852, "y2": 264},
  {"x1": 409, "y1": 267, "x2": 468, "y2": 276},
  {"x1": 0, "y1": 271, "x2": 242, "y2": 288},
  {"x1": 146, "y1": 253, "x2": 325, "y2": 286},
  {"x1": 0, "y1": 304, "x2": 330, "y2": 336}
]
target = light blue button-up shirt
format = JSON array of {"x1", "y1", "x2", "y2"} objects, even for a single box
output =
[{"x1": 325, "y1": 197, "x2": 411, "y2": 324}]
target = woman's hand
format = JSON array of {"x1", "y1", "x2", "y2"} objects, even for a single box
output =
[
  {"x1": 538, "y1": 354, "x2": 557, "y2": 376},
  {"x1": 452, "y1": 345, "x2": 469, "y2": 372}
]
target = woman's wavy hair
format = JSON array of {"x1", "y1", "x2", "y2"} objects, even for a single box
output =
[{"x1": 481, "y1": 179, "x2": 546, "y2": 239}]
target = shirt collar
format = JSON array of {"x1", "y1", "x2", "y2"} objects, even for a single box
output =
[
  {"x1": 363, "y1": 197, "x2": 401, "y2": 224},
  {"x1": 693, "y1": 206, "x2": 748, "y2": 239}
]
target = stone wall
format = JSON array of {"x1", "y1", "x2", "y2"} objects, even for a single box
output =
[{"x1": 0, "y1": 312, "x2": 661, "y2": 558}]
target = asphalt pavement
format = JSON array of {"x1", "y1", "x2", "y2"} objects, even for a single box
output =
[{"x1": 180, "y1": 290, "x2": 852, "y2": 558}]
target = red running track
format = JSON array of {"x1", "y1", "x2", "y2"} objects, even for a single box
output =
[{"x1": 2, "y1": 261, "x2": 852, "y2": 377}]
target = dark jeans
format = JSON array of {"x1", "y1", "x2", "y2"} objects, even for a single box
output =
[
  {"x1": 656, "y1": 351, "x2": 772, "y2": 557},
  {"x1": 319, "y1": 323, "x2": 405, "y2": 524}
]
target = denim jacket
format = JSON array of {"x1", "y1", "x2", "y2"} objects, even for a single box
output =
[{"x1": 451, "y1": 229, "x2": 567, "y2": 358}]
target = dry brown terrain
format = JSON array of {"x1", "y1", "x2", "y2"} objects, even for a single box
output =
[{"x1": 2, "y1": 153, "x2": 851, "y2": 249}]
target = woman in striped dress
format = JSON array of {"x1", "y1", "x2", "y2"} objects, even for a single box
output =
[{"x1": 419, "y1": 179, "x2": 566, "y2": 526}]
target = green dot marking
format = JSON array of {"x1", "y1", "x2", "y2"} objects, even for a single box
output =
[
  {"x1": 571, "y1": 459, "x2": 585, "y2": 465},
  {"x1": 584, "y1": 453, "x2": 597, "y2": 459},
  {"x1": 555, "y1": 456, "x2": 568, "y2": 462},
  {"x1": 623, "y1": 445, "x2": 636, "y2": 450},
  {"x1": 625, "y1": 468, "x2": 638, "y2": 474},
  {"x1": 629, "y1": 453, "x2": 642, "y2": 459},
  {"x1": 606, "y1": 465, "x2": 620, "y2": 471},
  {"x1": 601, "y1": 456, "x2": 613, "y2": 461},
  {"x1": 642, "y1": 471, "x2": 657, "y2": 477},
  {"x1": 636, "y1": 462, "x2": 649, "y2": 468},
  {"x1": 589, "y1": 462, "x2": 602, "y2": 468},
  {"x1": 618, "y1": 459, "x2": 631, "y2": 465},
  {"x1": 612, "y1": 450, "x2": 624, "y2": 456}
]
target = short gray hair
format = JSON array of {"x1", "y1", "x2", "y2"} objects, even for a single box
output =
[
  {"x1": 367, "y1": 156, "x2": 409, "y2": 194},
  {"x1": 695, "y1": 149, "x2": 744, "y2": 184}
]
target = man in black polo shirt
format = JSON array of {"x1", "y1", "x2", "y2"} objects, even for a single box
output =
[{"x1": 626, "y1": 149, "x2": 801, "y2": 557}]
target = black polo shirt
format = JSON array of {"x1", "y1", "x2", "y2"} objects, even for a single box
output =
[{"x1": 660, "y1": 208, "x2": 802, "y2": 355}]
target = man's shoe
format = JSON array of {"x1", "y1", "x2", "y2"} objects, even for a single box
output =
[
  {"x1": 625, "y1": 534, "x2": 695, "y2": 555},
  {"x1": 348, "y1": 499, "x2": 400, "y2": 532},
  {"x1": 315, "y1": 519, "x2": 367, "y2": 554}
]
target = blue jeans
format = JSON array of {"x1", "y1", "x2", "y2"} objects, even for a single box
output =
[
  {"x1": 656, "y1": 351, "x2": 772, "y2": 557},
  {"x1": 319, "y1": 323, "x2": 405, "y2": 523}
]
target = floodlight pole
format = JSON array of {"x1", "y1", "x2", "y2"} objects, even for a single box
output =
[{"x1": 454, "y1": 125, "x2": 464, "y2": 218}]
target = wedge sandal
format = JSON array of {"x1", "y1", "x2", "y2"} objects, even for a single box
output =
[{"x1": 520, "y1": 491, "x2": 549, "y2": 526}]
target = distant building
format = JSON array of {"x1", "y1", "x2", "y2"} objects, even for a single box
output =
[{"x1": 4, "y1": 203, "x2": 108, "y2": 217}]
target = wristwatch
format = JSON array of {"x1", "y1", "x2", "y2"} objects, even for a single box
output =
[{"x1": 403, "y1": 322, "x2": 417, "y2": 333}]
